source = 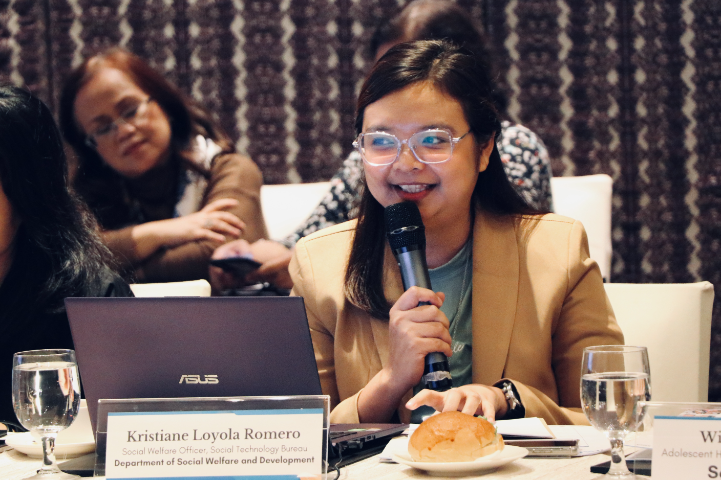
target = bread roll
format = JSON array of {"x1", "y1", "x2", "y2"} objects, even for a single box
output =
[{"x1": 408, "y1": 411, "x2": 504, "y2": 462}]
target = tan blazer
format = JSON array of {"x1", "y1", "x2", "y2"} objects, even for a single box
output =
[{"x1": 289, "y1": 210, "x2": 623, "y2": 425}]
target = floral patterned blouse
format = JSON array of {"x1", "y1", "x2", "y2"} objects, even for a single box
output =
[{"x1": 283, "y1": 121, "x2": 553, "y2": 247}]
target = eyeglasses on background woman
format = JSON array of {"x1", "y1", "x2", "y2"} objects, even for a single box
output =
[{"x1": 83, "y1": 97, "x2": 154, "y2": 149}]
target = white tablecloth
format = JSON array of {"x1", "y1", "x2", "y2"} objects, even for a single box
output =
[
  {"x1": 0, "y1": 445, "x2": 650, "y2": 480},
  {"x1": 337, "y1": 450, "x2": 649, "y2": 479}
]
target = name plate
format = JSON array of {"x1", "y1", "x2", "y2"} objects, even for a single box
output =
[
  {"x1": 97, "y1": 397, "x2": 328, "y2": 480},
  {"x1": 652, "y1": 416, "x2": 721, "y2": 479}
]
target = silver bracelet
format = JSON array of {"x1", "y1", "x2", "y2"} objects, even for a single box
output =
[{"x1": 499, "y1": 380, "x2": 525, "y2": 419}]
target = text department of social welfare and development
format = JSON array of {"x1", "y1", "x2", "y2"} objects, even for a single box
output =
[{"x1": 114, "y1": 455, "x2": 316, "y2": 469}]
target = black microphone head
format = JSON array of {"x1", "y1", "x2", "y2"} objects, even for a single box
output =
[{"x1": 384, "y1": 201, "x2": 426, "y2": 251}]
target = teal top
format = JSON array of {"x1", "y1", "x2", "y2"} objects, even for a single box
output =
[{"x1": 427, "y1": 238, "x2": 473, "y2": 388}]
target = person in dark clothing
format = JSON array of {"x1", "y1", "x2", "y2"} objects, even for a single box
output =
[{"x1": 0, "y1": 85, "x2": 133, "y2": 425}]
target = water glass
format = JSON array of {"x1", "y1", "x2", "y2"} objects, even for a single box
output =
[
  {"x1": 581, "y1": 345, "x2": 650, "y2": 479},
  {"x1": 12, "y1": 349, "x2": 81, "y2": 480}
]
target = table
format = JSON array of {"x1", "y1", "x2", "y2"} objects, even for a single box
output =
[
  {"x1": 338, "y1": 450, "x2": 649, "y2": 479},
  {"x1": 0, "y1": 445, "x2": 650, "y2": 480},
  {"x1": 2, "y1": 446, "x2": 49, "y2": 480}
]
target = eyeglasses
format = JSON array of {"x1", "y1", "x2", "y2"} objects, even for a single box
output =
[
  {"x1": 84, "y1": 97, "x2": 154, "y2": 149},
  {"x1": 353, "y1": 128, "x2": 471, "y2": 166}
]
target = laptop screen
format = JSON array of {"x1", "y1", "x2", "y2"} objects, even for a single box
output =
[{"x1": 65, "y1": 296, "x2": 322, "y2": 434}]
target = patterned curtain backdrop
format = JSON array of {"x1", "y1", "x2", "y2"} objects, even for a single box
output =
[{"x1": 0, "y1": 0, "x2": 719, "y2": 396}]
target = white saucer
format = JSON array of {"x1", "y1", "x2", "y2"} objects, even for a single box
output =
[
  {"x1": 390, "y1": 438, "x2": 528, "y2": 476},
  {"x1": 5, "y1": 432, "x2": 95, "y2": 459}
]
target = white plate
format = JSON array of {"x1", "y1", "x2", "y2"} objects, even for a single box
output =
[
  {"x1": 390, "y1": 438, "x2": 528, "y2": 477},
  {"x1": 5, "y1": 399, "x2": 95, "y2": 458},
  {"x1": 5, "y1": 432, "x2": 95, "y2": 459}
]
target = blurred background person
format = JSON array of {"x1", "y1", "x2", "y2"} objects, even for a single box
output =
[
  {"x1": 60, "y1": 48, "x2": 268, "y2": 283},
  {"x1": 211, "y1": 0, "x2": 552, "y2": 292},
  {"x1": 0, "y1": 86, "x2": 133, "y2": 425}
]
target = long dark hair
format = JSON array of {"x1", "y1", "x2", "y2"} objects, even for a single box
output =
[
  {"x1": 369, "y1": 0, "x2": 508, "y2": 115},
  {"x1": 0, "y1": 86, "x2": 114, "y2": 321},
  {"x1": 345, "y1": 40, "x2": 537, "y2": 319},
  {"x1": 58, "y1": 48, "x2": 232, "y2": 228}
]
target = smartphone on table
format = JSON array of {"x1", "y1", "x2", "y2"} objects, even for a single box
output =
[
  {"x1": 209, "y1": 257, "x2": 262, "y2": 278},
  {"x1": 503, "y1": 438, "x2": 580, "y2": 457}
]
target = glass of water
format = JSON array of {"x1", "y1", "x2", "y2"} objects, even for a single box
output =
[
  {"x1": 12, "y1": 349, "x2": 81, "y2": 480},
  {"x1": 581, "y1": 345, "x2": 650, "y2": 479}
]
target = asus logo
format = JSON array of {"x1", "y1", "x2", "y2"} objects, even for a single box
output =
[{"x1": 179, "y1": 375, "x2": 219, "y2": 384}]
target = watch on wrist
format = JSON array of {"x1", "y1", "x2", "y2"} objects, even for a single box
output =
[{"x1": 498, "y1": 380, "x2": 525, "y2": 419}]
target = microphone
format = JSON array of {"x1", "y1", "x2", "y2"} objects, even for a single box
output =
[{"x1": 384, "y1": 201, "x2": 453, "y2": 395}]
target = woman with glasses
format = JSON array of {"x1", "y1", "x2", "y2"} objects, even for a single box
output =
[
  {"x1": 59, "y1": 48, "x2": 267, "y2": 282},
  {"x1": 0, "y1": 86, "x2": 132, "y2": 424},
  {"x1": 289, "y1": 40, "x2": 623, "y2": 425},
  {"x1": 211, "y1": 0, "x2": 552, "y2": 292}
]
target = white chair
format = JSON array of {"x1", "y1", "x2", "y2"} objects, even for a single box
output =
[
  {"x1": 551, "y1": 174, "x2": 613, "y2": 281},
  {"x1": 604, "y1": 282, "x2": 715, "y2": 402},
  {"x1": 129, "y1": 279, "x2": 212, "y2": 297},
  {"x1": 260, "y1": 182, "x2": 332, "y2": 241}
]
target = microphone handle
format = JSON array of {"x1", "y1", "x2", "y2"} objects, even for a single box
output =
[
  {"x1": 393, "y1": 247, "x2": 453, "y2": 393},
  {"x1": 395, "y1": 248, "x2": 432, "y2": 291}
]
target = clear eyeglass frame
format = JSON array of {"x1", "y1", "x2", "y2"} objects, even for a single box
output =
[
  {"x1": 352, "y1": 128, "x2": 471, "y2": 166},
  {"x1": 84, "y1": 97, "x2": 153, "y2": 149}
]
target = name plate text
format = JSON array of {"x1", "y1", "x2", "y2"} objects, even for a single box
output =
[
  {"x1": 652, "y1": 416, "x2": 721, "y2": 479},
  {"x1": 104, "y1": 408, "x2": 324, "y2": 479}
]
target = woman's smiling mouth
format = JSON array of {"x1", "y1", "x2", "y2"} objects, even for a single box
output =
[
  {"x1": 393, "y1": 183, "x2": 436, "y2": 201},
  {"x1": 396, "y1": 184, "x2": 431, "y2": 193}
]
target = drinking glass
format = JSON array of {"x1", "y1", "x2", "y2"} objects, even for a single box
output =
[
  {"x1": 581, "y1": 345, "x2": 650, "y2": 479},
  {"x1": 12, "y1": 349, "x2": 81, "y2": 480}
]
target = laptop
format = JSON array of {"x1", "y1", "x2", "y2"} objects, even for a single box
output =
[
  {"x1": 64, "y1": 296, "x2": 407, "y2": 474},
  {"x1": 65, "y1": 296, "x2": 322, "y2": 435},
  {"x1": 329, "y1": 423, "x2": 408, "y2": 467}
]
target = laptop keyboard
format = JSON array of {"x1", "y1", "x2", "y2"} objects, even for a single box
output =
[{"x1": 329, "y1": 431, "x2": 356, "y2": 440}]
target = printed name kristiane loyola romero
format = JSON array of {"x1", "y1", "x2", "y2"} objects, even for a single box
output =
[{"x1": 127, "y1": 428, "x2": 301, "y2": 443}]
